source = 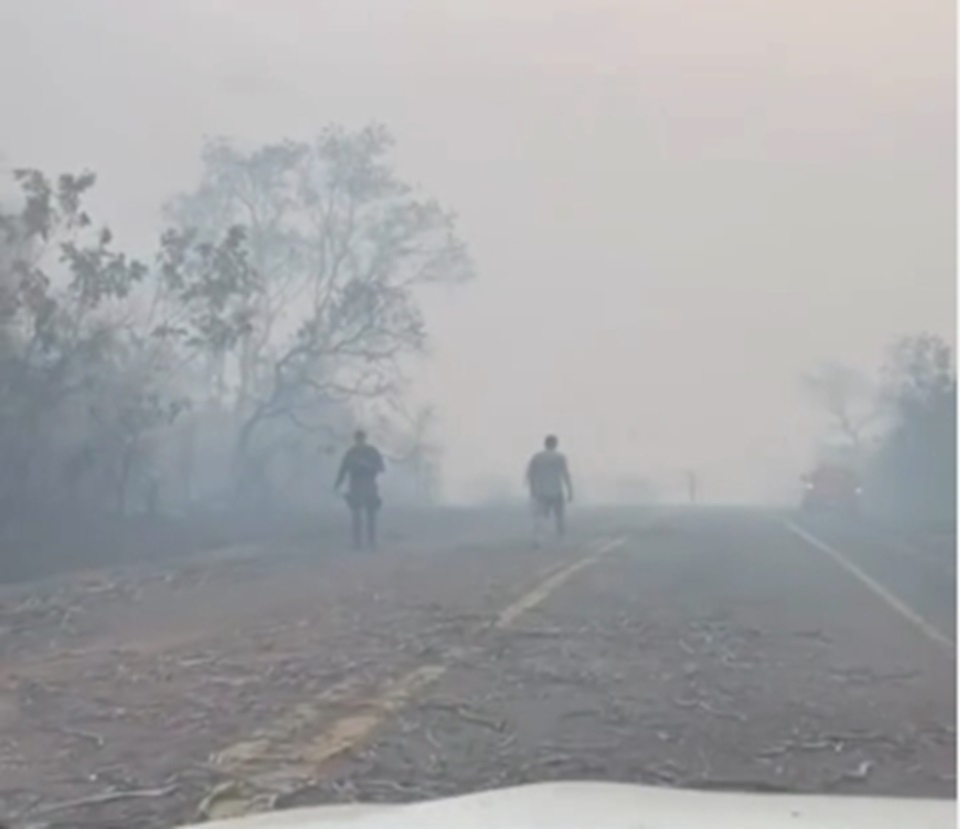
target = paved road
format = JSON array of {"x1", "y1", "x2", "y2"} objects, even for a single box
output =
[
  {"x1": 790, "y1": 512, "x2": 956, "y2": 643},
  {"x1": 0, "y1": 508, "x2": 954, "y2": 827}
]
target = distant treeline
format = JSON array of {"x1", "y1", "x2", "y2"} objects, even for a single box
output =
[{"x1": 805, "y1": 334, "x2": 956, "y2": 527}]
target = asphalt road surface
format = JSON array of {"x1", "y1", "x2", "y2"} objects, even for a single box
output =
[{"x1": 0, "y1": 507, "x2": 954, "y2": 827}]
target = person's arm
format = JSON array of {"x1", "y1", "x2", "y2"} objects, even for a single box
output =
[
  {"x1": 524, "y1": 457, "x2": 534, "y2": 493},
  {"x1": 562, "y1": 456, "x2": 574, "y2": 501},
  {"x1": 373, "y1": 448, "x2": 386, "y2": 475}
]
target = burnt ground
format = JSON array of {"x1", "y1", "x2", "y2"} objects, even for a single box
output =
[{"x1": 0, "y1": 508, "x2": 954, "y2": 827}]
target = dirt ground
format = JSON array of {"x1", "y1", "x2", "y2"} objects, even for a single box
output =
[{"x1": 0, "y1": 509, "x2": 954, "y2": 827}]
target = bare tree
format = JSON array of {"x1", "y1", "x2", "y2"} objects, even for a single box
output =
[
  {"x1": 166, "y1": 125, "x2": 473, "y2": 495},
  {"x1": 802, "y1": 362, "x2": 879, "y2": 458}
]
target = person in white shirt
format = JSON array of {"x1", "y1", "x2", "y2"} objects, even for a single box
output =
[{"x1": 525, "y1": 434, "x2": 574, "y2": 545}]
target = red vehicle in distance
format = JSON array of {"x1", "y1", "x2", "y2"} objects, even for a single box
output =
[{"x1": 801, "y1": 463, "x2": 862, "y2": 515}]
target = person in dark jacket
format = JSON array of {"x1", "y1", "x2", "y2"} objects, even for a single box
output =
[{"x1": 335, "y1": 430, "x2": 386, "y2": 550}]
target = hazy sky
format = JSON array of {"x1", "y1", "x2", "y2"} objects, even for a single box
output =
[{"x1": 0, "y1": 0, "x2": 954, "y2": 501}]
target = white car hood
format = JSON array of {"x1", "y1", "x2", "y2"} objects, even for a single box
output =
[{"x1": 179, "y1": 781, "x2": 955, "y2": 829}]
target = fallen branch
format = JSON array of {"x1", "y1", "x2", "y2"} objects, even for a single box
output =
[
  {"x1": 32, "y1": 784, "x2": 178, "y2": 815},
  {"x1": 57, "y1": 727, "x2": 106, "y2": 748},
  {"x1": 419, "y1": 700, "x2": 507, "y2": 732},
  {"x1": 757, "y1": 738, "x2": 838, "y2": 758},
  {"x1": 828, "y1": 760, "x2": 875, "y2": 787},
  {"x1": 361, "y1": 778, "x2": 431, "y2": 798},
  {"x1": 496, "y1": 731, "x2": 518, "y2": 752},
  {"x1": 672, "y1": 695, "x2": 746, "y2": 722}
]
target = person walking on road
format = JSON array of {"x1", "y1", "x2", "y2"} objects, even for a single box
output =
[
  {"x1": 525, "y1": 434, "x2": 574, "y2": 546},
  {"x1": 335, "y1": 430, "x2": 386, "y2": 550}
]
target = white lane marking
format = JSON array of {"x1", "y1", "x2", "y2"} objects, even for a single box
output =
[{"x1": 784, "y1": 520, "x2": 955, "y2": 653}]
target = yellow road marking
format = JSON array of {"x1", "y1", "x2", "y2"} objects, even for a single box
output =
[
  {"x1": 211, "y1": 689, "x2": 359, "y2": 769},
  {"x1": 784, "y1": 521, "x2": 954, "y2": 653},
  {"x1": 494, "y1": 537, "x2": 624, "y2": 628},
  {"x1": 198, "y1": 535, "x2": 625, "y2": 820},
  {"x1": 300, "y1": 664, "x2": 448, "y2": 766}
]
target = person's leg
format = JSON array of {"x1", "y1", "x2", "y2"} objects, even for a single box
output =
[
  {"x1": 554, "y1": 497, "x2": 566, "y2": 538},
  {"x1": 350, "y1": 506, "x2": 363, "y2": 550},
  {"x1": 531, "y1": 498, "x2": 546, "y2": 547},
  {"x1": 365, "y1": 504, "x2": 378, "y2": 550}
]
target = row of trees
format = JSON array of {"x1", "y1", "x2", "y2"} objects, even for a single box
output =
[
  {"x1": 0, "y1": 125, "x2": 472, "y2": 534},
  {"x1": 804, "y1": 333, "x2": 956, "y2": 525}
]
